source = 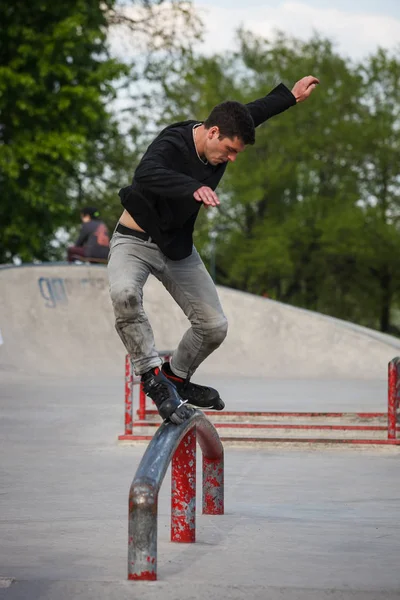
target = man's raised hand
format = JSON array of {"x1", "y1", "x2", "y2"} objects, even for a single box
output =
[
  {"x1": 193, "y1": 186, "x2": 220, "y2": 207},
  {"x1": 291, "y1": 75, "x2": 320, "y2": 103}
]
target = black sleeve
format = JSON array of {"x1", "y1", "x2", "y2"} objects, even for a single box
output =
[
  {"x1": 75, "y1": 223, "x2": 91, "y2": 247},
  {"x1": 246, "y1": 83, "x2": 296, "y2": 128},
  {"x1": 134, "y1": 133, "x2": 201, "y2": 199}
]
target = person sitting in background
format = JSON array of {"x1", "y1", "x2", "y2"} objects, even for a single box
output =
[{"x1": 67, "y1": 207, "x2": 110, "y2": 263}]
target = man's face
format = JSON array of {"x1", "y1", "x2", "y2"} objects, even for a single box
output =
[{"x1": 204, "y1": 127, "x2": 245, "y2": 165}]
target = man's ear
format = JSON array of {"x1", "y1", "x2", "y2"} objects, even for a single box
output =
[{"x1": 208, "y1": 126, "x2": 220, "y2": 139}]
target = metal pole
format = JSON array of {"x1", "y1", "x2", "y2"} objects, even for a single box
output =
[
  {"x1": 203, "y1": 455, "x2": 224, "y2": 515},
  {"x1": 124, "y1": 355, "x2": 133, "y2": 435},
  {"x1": 171, "y1": 429, "x2": 196, "y2": 542},
  {"x1": 388, "y1": 358, "x2": 400, "y2": 440},
  {"x1": 127, "y1": 412, "x2": 223, "y2": 581},
  {"x1": 138, "y1": 382, "x2": 146, "y2": 421},
  {"x1": 128, "y1": 481, "x2": 158, "y2": 580}
]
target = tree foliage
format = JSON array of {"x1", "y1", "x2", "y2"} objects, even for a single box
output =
[
  {"x1": 155, "y1": 31, "x2": 400, "y2": 333},
  {"x1": 0, "y1": 0, "x2": 200, "y2": 262},
  {"x1": 3, "y1": 4, "x2": 400, "y2": 335}
]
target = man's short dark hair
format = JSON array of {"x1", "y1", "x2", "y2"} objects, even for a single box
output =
[
  {"x1": 203, "y1": 101, "x2": 255, "y2": 145},
  {"x1": 81, "y1": 206, "x2": 100, "y2": 219}
]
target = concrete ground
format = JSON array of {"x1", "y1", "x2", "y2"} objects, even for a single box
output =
[
  {"x1": 2, "y1": 264, "x2": 400, "y2": 599},
  {"x1": 1, "y1": 375, "x2": 399, "y2": 600}
]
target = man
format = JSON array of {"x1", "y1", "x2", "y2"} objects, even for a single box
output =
[
  {"x1": 67, "y1": 207, "x2": 110, "y2": 263},
  {"x1": 108, "y1": 75, "x2": 319, "y2": 424}
]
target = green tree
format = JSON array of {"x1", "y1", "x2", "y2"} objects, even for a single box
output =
[
  {"x1": 0, "y1": 1, "x2": 127, "y2": 261},
  {"x1": 355, "y1": 49, "x2": 400, "y2": 332},
  {"x1": 154, "y1": 31, "x2": 400, "y2": 333},
  {"x1": 0, "y1": 0, "x2": 201, "y2": 263}
]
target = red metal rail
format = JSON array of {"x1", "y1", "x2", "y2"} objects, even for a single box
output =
[
  {"x1": 388, "y1": 357, "x2": 400, "y2": 440},
  {"x1": 119, "y1": 355, "x2": 400, "y2": 445},
  {"x1": 121, "y1": 434, "x2": 400, "y2": 445},
  {"x1": 143, "y1": 410, "x2": 387, "y2": 419},
  {"x1": 128, "y1": 411, "x2": 224, "y2": 581},
  {"x1": 129, "y1": 421, "x2": 400, "y2": 432}
]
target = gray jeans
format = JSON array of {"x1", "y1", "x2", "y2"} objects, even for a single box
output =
[{"x1": 107, "y1": 231, "x2": 228, "y2": 377}]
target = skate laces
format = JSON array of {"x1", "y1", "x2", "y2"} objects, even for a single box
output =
[{"x1": 153, "y1": 382, "x2": 171, "y2": 404}]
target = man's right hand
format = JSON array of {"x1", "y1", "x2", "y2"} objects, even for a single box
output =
[
  {"x1": 291, "y1": 75, "x2": 319, "y2": 103},
  {"x1": 193, "y1": 186, "x2": 220, "y2": 207}
]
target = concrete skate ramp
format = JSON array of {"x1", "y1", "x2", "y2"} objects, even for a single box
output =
[{"x1": 1, "y1": 263, "x2": 399, "y2": 378}]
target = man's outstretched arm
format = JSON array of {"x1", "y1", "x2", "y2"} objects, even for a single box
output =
[{"x1": 246, "y1": 75, "x2": 319, "y2": 128}]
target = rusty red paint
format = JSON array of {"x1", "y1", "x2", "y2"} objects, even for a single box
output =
[
  {"x1": 127, "y1": 412, "x2": 225, "y2": 584},
  {"x1": 118, "y1": 434, "x2": 153, "y2": 441},
  {"x1": 205, "y1": 411, "x2": 387, "y2": 418},
  {"x1": 119, "y1": 431, "x2": 400, "y2": 443},
  {"x1": 128, "y1": 571, "x2": 157, "y2": 581},
  {"x1": 202, "y1": 456, "x2": 224, "y2": 515},
  {"x1": 218, "y1": 436, "x2": 400, "y2": 445},
  {"x1": 138, "y1": 382, "x2": 146, "y2": 421},
  {"x1": 171, "y1": 430, "x2": 196, "y2": 542},
  {"x1": 124, "y1": 355, "x2": 133, "y2": 435},
  {"x1": 388, "y1": 359, "x2": 400, "y2": 440},
  {"x1": 205, "y1": 476, "x2": 220, "y2": 487},
  {"x1": 145, "y1": 409, "x2": 386, "y2": 419},
  {"x1": 214, "y1": 423, "x2": 390, "y2": 431},
  {"x1": 355, "y1": 413, "x2": 386, "y2": 418},
  {"x1": 129, "y1": 422, "x2": 400, "y2": 431},
  {"x1": 146, "y1": 556, "x2": 156, "y2": 563}
]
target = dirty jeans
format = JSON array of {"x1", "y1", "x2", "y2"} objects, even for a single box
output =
[{"x1": 107, "y1": 231, "x2": 228, "y2": 378}]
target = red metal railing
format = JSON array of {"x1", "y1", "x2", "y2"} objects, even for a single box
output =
[
  {"x1": 124, "y1": 354, "x2": 134, "y2": 435},
  {"x1": 388, "y1": 357, "x2": 400, "y2": 440},
  {"x1": 120, "y1": 355, "x2": 400, "y2": 445},
  {"x1": 128, "y1": 411, "x2": 224, "y2": 581}
]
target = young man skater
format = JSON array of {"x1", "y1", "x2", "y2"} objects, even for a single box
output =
[{"x1": 108, "y1": 75, "x2": 319, "y2": 424}]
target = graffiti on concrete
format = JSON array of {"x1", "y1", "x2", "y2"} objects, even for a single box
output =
[{"x1": 38, "y1": 277, "x2": 106, "y2": 308}]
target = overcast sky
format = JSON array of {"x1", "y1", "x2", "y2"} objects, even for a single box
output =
[{"x1": 193, "y1": 0, "x2": 400, "y2": 60}]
